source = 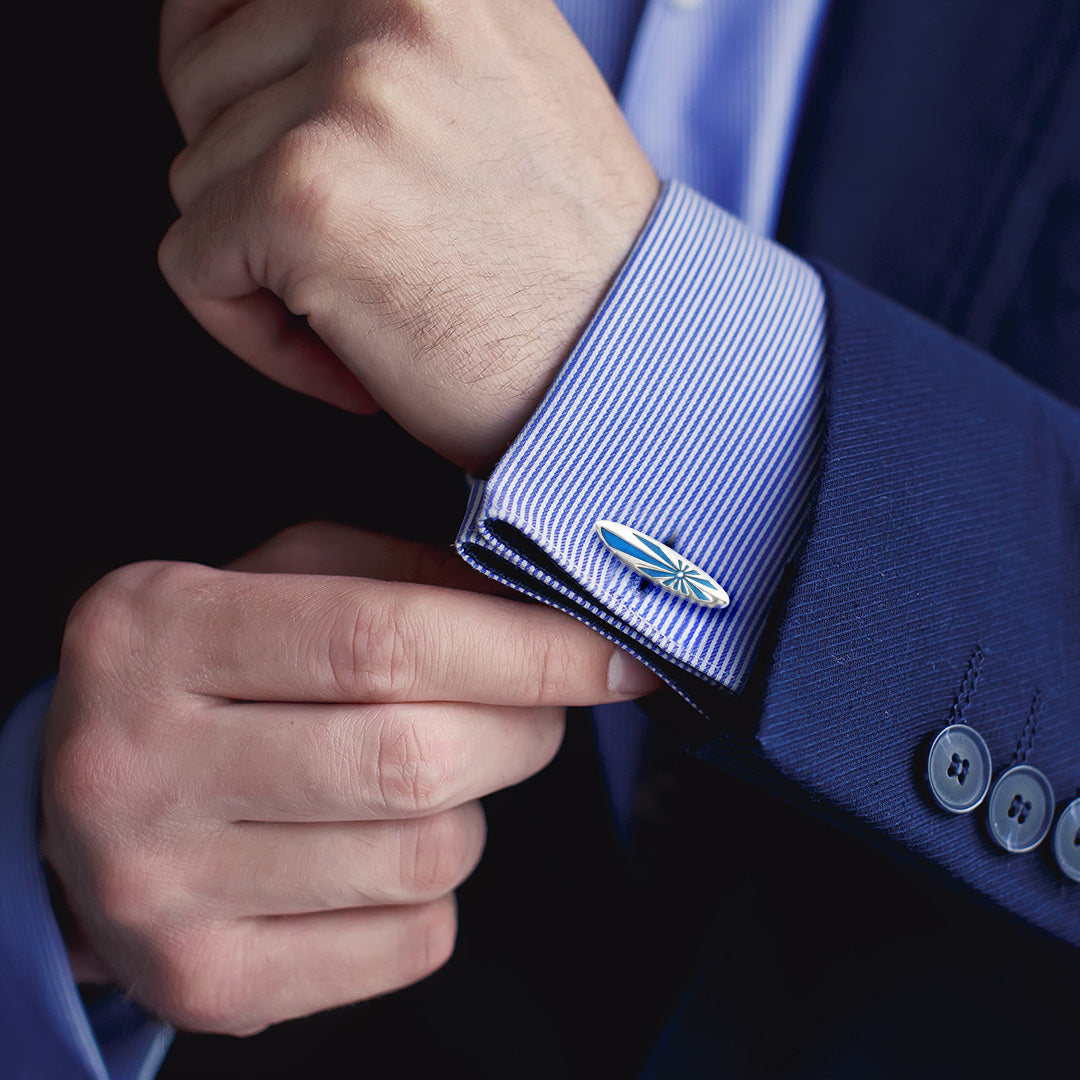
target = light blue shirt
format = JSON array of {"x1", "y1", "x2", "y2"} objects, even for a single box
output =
[{"x1": 0, "y1": 3, "x2": 828, "y2": 1075}]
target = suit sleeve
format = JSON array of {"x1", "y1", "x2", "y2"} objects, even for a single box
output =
[{"x1": 457, "y1": 182, "x2": 1080, "y2": 947}]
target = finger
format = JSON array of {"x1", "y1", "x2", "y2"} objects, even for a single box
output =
[
  {"x1": 158, "y1": 231, "x2": 379, "y2": 415},
  {"x1": 186, "y1": 701, "x2": 564, "y2": 822},
  {"x1": 168, "y1": 69, "x2": 313, "y2": 212},
  {"x1": 159, "y1": 203, "x2": 380, "y2": 417},
  {"x1": 244, "y1": 897, "x2": 459, "y2": 1026},
  {"x1": 160, "y1": 0, "x2": 249, "y2": 87},
  {"x1": 205, "y1": 803, "x2": 486, "y2": 915},
  {"x1": 227, "y1": 522, "x2": 515, "y2": 597},
  {"x1": 162, "y1": 0, "x2": 317, "y2": 142},
  {"x1": 156, "y1": 896, "x2": 457, "y2": 1034},
  {"x1": 164, "y1": 565, "x2": 662, "y2": 704}
]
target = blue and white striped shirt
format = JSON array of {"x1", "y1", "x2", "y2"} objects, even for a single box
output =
[{"x1": 461, "y1": 0, "x2": 826, "y2": 695}]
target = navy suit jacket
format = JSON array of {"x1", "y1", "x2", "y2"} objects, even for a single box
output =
[
  {"x1": 633, "y1": 2, "x2": 1080, "y2": 1075},
  {"x1": 15, "y1": 1, "x2": 1076, "y2": 1077},
  {"x1": 772, "y1": 0, "x2": 1079, "y2": 939}
]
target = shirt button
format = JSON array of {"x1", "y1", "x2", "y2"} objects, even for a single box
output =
[
  {"x1": 926, "y1": 724, "x2": 992, "y2": 813},
  {"x1": 1052, "y1": 797, "x2": 1080, "y2": 882},
  {"x1": 986, "y1": 764, "x2": 1055, "y2": 853}
]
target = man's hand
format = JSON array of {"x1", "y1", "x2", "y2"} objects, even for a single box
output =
[
  {"x1": 41, "y1": 523, "x2": 659, "y2": 1035},
  {"x1": 157, "y1": 0, "x2": 659, "y2": 471}
]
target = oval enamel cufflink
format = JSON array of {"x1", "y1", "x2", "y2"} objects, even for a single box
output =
[{"x1": 595, "y1": 520, "x2": 729, "y2": 608}]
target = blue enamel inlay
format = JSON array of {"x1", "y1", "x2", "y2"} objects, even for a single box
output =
[
  {"x1": 634, "y1": 532, "x2": 678, "y2": 565},
  {"x1": 597, "y1": 526, "x2": 670, "y2": 571}
]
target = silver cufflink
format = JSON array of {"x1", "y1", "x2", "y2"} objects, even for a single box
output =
[{"x1": 595, "y1": 520, "x2": 729, "y2": 608}]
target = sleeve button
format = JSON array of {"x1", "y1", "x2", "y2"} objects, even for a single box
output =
[
  {"x1": 927, "y1": 724, "x2": 993, "y2": 813},
  {"x1": 1052, "y1": 797, "x2": 1080, "y2": 882},
  {"x1": 986, "y1": 765, "x2": 1055, "y2": 853}
]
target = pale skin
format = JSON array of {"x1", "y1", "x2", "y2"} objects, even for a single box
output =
[
  {"x1": 41, "y1": 0, "x2": 663, "y2": 1038},
  {"x1": 43, "y1": 523, "x2": 661, "y2": 1034},
  {"x1": 157, "y1": 0, "x2": 660, "y2": 471}
]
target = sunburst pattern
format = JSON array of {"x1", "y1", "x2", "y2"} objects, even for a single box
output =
[{"x1": 595, "y1": 521, "x2": 729, "y2": 608}]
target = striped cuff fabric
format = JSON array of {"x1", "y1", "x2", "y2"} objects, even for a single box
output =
[{"x1": 457, "y1": 181, "x2": 825, "y2": 698}]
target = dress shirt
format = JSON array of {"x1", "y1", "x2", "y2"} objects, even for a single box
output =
[
  {"x1": 0, "y1": 2, "x2": 829, "y2": 1076},
  {"x1": 461, "y1": 0, "x2": 828, "y2": 831}
]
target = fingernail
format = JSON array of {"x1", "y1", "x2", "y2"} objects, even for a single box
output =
[{"x1": 608, "y1": 650, "x2": 661, "y2": 697}]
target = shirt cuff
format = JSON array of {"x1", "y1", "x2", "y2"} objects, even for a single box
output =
[
  {"x1": 0, "y1": 681, "x2": 172, "y2": 1080},
  {"x1": 457, "y1": 181, "x2": 825, "y2": 703}
]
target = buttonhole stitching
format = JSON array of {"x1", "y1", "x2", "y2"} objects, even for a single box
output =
[
  {"x1": 948, "y1": 645, "x2": 984, "y2": 726},
  {"x1": 1012, "y1": 688, "x2": 1041, "y2": 765}
]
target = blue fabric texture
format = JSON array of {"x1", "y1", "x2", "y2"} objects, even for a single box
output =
[{"x1": 540, "y1": 0, "x2": 831, "y2": 848}]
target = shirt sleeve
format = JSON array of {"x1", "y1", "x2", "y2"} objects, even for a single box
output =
[
  {"x1": 0, "y1": 681, "x2": 173, "y2": 1080},
  {"x1": 457, "y1": 181, "x2": 826, "y2": 705}
]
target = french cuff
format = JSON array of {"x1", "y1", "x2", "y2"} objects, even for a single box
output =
[{"x1": 457, "y1": 181, "x2": 825, "y2": 705}]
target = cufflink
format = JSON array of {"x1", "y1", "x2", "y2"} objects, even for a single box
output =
[{"x1": 595, "y1": 520, "x2": 729, "y2": 607}]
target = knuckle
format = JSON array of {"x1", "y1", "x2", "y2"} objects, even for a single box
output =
[
  {"x1": 258, "y1": 123, "x2": 340, "y2": 237},
  {"x1": 326, "y1": 595, "x2": 414, "y2": 700},
  {"x1": 130, "y1": 559, "x2": 214, "y2": 609},
  {"x1": 524, "y1": 628, "x2": 580, "y2": 705},
  {"x1": 91, "y1": 853, "x2": 163, "y2": 933},
  {"x1": 61, "y1": 566, "x2": 147, "y2": 675},
  {"x1": 529, "y1": 706, "x2": 567, "y2": 773},
  {"x1": 322, "y1": 47, "x2": 398, "y2": 138},
  {"x1": 166, "y1": 147, "x2": 197, "y2": 211},
  {"x1": 398, "y1": 898, "x2": 458, "y2": 986},
  {"x1": 47, "y1": 560, "x2": 218, "y2": 818},
  {"x1": 43, "y1": 694, "x2": 141, "y2": 851},
  {"x1": 155, "y1": 931, "x2": 256, "y2": 1035},
  {"x1": 160, "y1": 46, "x2": 218, "y2": 144},
  {"x1": 156, "y1": 220, "x2": 185, "y2": 289},
  {"x1": 370, "y1": 709, "x2": 455, "y2": 815},
  {"x1": 42, "y1": 734, "x2": 129, "y2": 843},
  {"x1": 319, "y1": 0, "x2": 438, "y2": 107},
  {"x1": 158, "y1": 2, "x2": 204, "y2": 103},
  {"x1": 71, "y1": 561, "x2": 214, "y2": 677},
  {"x1": 400, "y1": 809, "x2": 476, "y2": 897}
]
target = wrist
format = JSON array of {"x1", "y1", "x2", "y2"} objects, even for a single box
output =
[{"x1": 456, "y1": 179, "x2": 663, "y2": 473}]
